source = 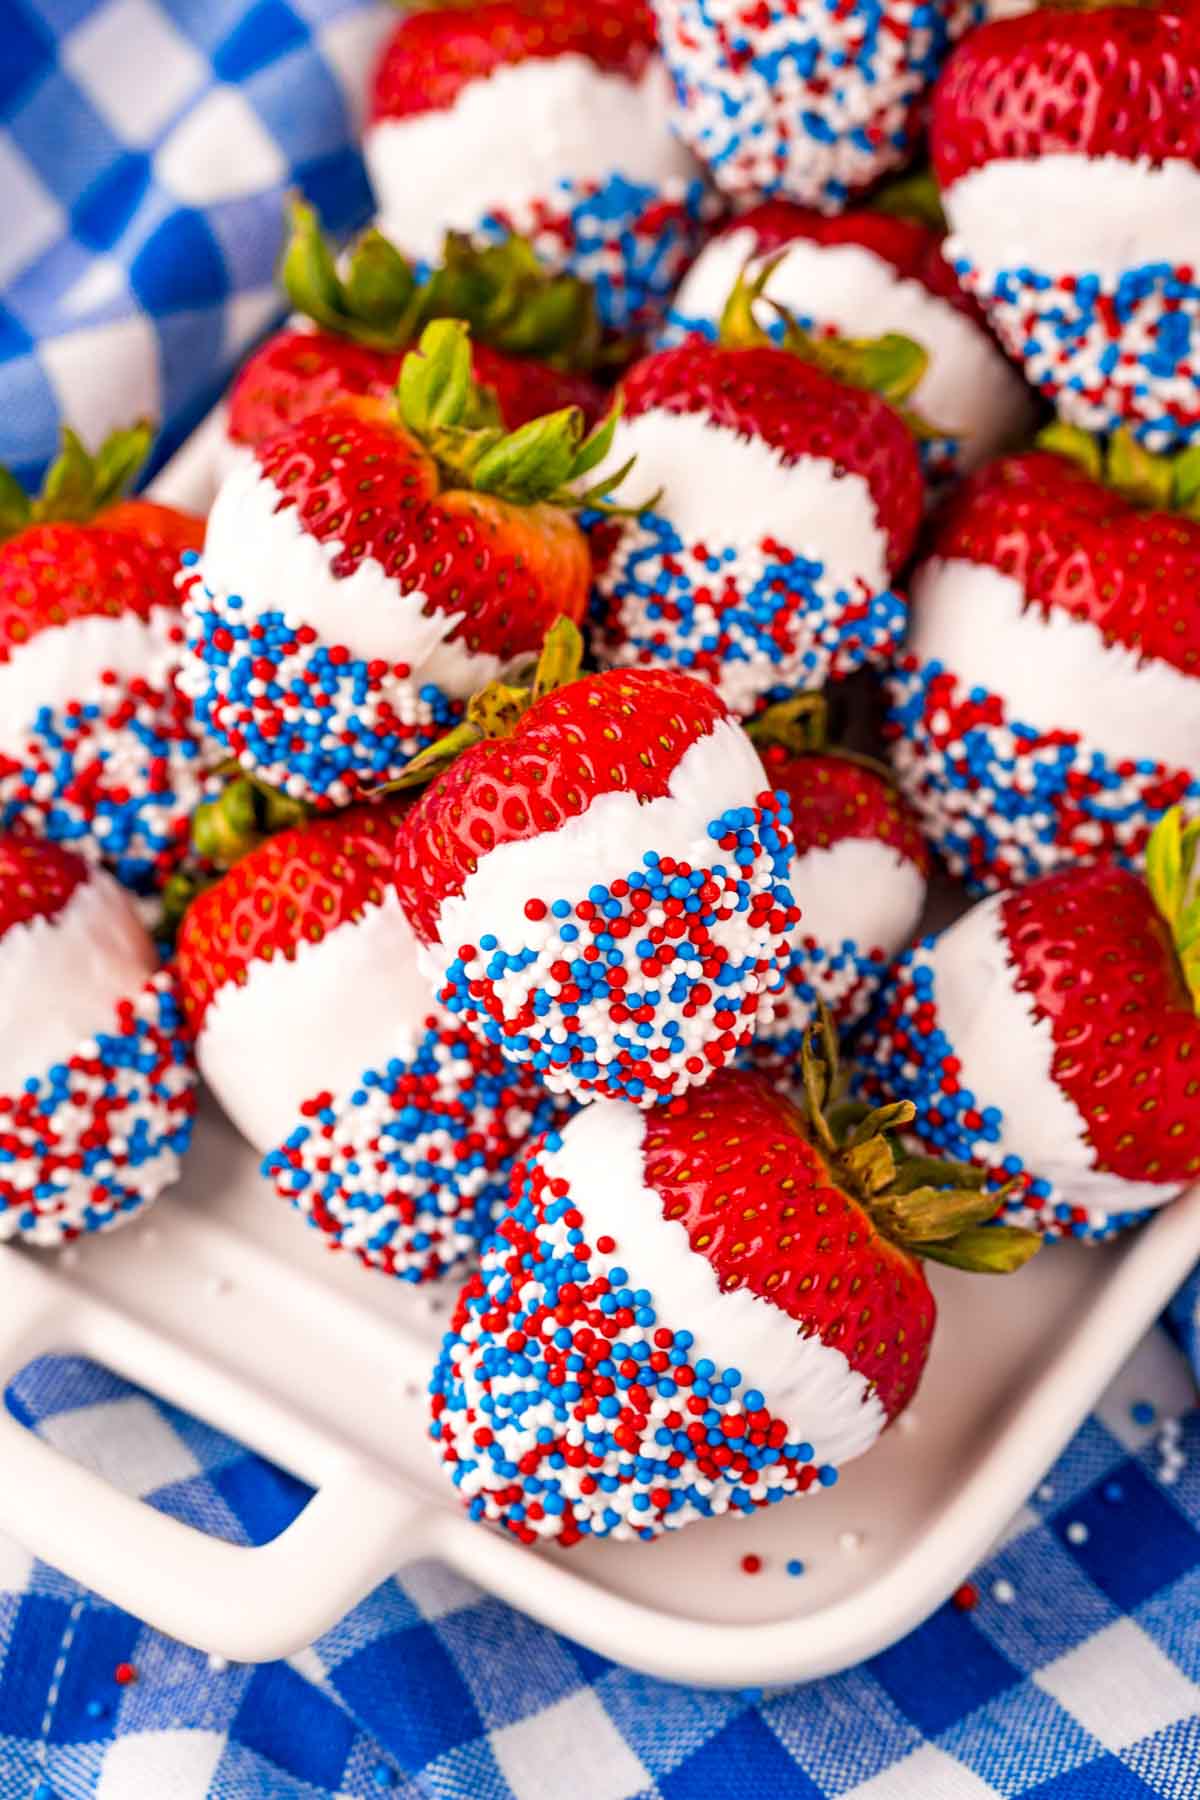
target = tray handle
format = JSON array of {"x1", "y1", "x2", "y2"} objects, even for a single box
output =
[{"x1": 0, "y1": 1266, "x2": 423, "y2": 1661}]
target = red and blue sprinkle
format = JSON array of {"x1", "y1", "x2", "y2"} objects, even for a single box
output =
[
  {"x1": 430, "y1": 1134, "x2": 837, "y2": 1545},
  {"x1": 0, "y1": 971, "x2": 197, "y2": 1246}
]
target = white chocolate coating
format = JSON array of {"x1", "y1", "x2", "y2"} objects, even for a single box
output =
[
  {"x1": 672, "y1": 228, "x2": 1033, "y2": 469},
  {"x1": 552, "y1": 1099, "x2": 887, "y2": 1462},
  {"x1": 436, "y1": 717, "x2": 766, "y2": 950},
  {"x1": 0, "y1": 869, "x2": 156, "y2": 1091},
  {"x1": 930, "y1": 894, "x2": 1180, "y2": 1213},
  {"x1": 907, "y1": 557, "x2": 1200, "y2": 770},
  {"x1": 366, "y1": 55, "x2": 696, "y2": 263},
  {"x1": 584, "y1": 405, "x2": 890, "y2": 592},
  {"x1": 944, "y1": 155, "x2": 1200, "y2": 282},
  {"x1": 197, "y1": 456, "x2": 504, "y2": 700},
  {"x1": 197, "y1": 889, "x2": 434, "y2": 1152}
]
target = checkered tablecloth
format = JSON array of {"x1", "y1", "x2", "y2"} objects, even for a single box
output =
[
  {"x1": 6, "y1": 3, "x2": 1200, "y2": 1796},
  {"x1": 3, "y1": 1343, "x2": 1200, "y2": 1800},
  {"x1": 0, "y1": 0, "x2": 391, "y2": 490}
]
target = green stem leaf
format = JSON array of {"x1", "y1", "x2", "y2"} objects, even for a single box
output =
[
  {"x1": 871, "y1": 166, "x2": 948, "y2": 234},
  {"x1": 918, "y1": 1225, "x2": 1042, "y2": 1274}
]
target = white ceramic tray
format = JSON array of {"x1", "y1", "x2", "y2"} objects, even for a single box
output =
[
  {"x1": 0, "y1": 418, "x2": 1197, "y2": 1687},
  {"x1": 0, "y1": 1104, "x2": 1197, "y2": 1687}
]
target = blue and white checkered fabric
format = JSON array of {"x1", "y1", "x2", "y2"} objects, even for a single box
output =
[
  {"x1": 6, "y1": 4, "x2": 1200, "y2": 1796},
  {"x1": 0, "y1": 0, "x2": 391, "y2": 490},
  {"x1": 3, "y1": 1348, "x2": 1200, "y2": 1800}
]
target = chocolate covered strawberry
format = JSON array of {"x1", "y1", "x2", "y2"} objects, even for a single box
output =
[
  {"x1": 661, "y1": 199, "x2": 1033, "y2": 478},
  {"x1": 653, "y1": 0, "x2": 979, "y2": 212},
  {"x1": 0, "y1": 426, "x2": 218, "y2": 896},
  {"x1": 183, "y1": 320, "x2": 630, "y2": 809},
  {"x1": 225, "y1": 202, "x2": 609, "y2": 467},
  {"x1": 176, "y1": 801, "x2": 564, "y2": 1280},
  {"x1": 0, "y1": 833, "x2": 195, "y2": 1244},
  {"x1": 857, "y1": 809, "x2": 1200, "y2": 1241},
  {"x1": 584, "y1": 292, "x2": 924, "y2": 717},
  {"x1": 888, "y1": 430, "x2": 1200, "y2": 892},
  {"x1": 364, "y1": 0, "x2": 712, "y2": 333},
  {"x1": 391, "y1": 622, "x2": 801, "y2": 1106},
  {"x1": 933, "y1": 4, "x2": 1200, "y2": 450},
  {"x1": 432, "y1": 1028, "x2": 1037, "y2": 1543},
  {"x1": 748, "y1": 698, "x2": 929, "y2": 1081}
]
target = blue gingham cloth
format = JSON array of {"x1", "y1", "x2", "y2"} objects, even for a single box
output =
[
  {"x1": 3, "y1": 1344, "x2": 1200, "y2": 1800},
  {"x1": 0, "y1": 0, "x2": 391, "y2": 489},
  {"x1": 6, "y1": 3, "x2": 1200, "y2": 1796}
]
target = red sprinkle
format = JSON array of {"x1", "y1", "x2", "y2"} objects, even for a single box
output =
[
  {"x1": 741, "y1": 1554, "x2": 762, "y2": 1575},
  {"x1": 114, "y1": 1663, "x2": 137, "y2": 1686},
  {"x1": 952, "y1": 1584, "x2": 979, "y2": 1613}
]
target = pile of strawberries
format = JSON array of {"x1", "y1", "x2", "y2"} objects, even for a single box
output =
[{"x1": 7, "y1": 0, "x2": 1200, "y2": 1549}]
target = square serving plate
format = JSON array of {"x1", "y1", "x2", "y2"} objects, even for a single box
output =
[{"x1": 0, "y1": 416, "x2": 1196, "y2": 1689}]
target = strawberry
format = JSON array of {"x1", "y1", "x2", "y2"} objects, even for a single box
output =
[
  {"x1": 390, "y1": 620, "x2": 801, "y2": 1106},
  {"x1": 176, "y1": 800, "x2": 565, "y2": 1280},
  {"x1": 364, "y1": 0, "x2": 713, "y2": 332},
  {"x1": 225, "y1": 203, "x2": 610, "y2": 461},
  {"x1": 747, "y1": 697, "x2": 929, "y2": 1082},
  {"x1": 0, "y1": 426, "x2": 219, "y2": 897},
  {"x1": 431, "y1": 1026, "x2": 1036, "y2": 1544},
  {"x1": 652, "y1": 0, "x2": 980, "y2": 212},
  {"x1": 857, "y1": 808, "x2": 1200, "y2": 1241},
  {"x1": 887, "y1": 428, "x2": 1200, "y2": 892},
  {"x1": 932, "y1": 4, "x2": 1200, "y2": 451},
  {"x1": 583, "y1": 292, "x2": 924, "y2": 718},
  {"x1": 183, "y1": 320, "x2": 630, "y2": 809},
  {"x1": 661, "y1": 197, "x2": 1033, "y2": 478},
  {"x1": 0, "y1": 832, "x2": 195, "y2": 1245}
]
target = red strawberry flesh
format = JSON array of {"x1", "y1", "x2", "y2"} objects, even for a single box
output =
[
  {"x1": 176, "y1": 800, "x2": 410, "y2": 1035},
  {"x1": 643, "y1": 1070, "x2": 935, "y2": 1422},
  {"x1": 0, "y1": 834, "x2": 90, "y2": 938},
  {"x1": 393, "y1": 666, "x2": 732, "y2": 946},
  {"x1": 619, "y1": 341, "x2": 924, "y2": 572}
]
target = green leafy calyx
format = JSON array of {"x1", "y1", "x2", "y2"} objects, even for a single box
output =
[
  {"x1": 191, "y1": 772, "x2": 309, "y2": 872},
  {"x1": 746, "y1": 692, "x2": 898, "y2": 785},
  {"x1": 1037, "y1": 422, "x2": 1200, "y2": 517},
  {"x1": 800, "y1": 1013, "x2": 1041, "y2": 1274},
  {"x1": 375, "y1": 615, "x2": 585, "y2": 794},
  {"x1": 1146, "y1": 807, "x2": 1200, "y2": 1011},
  {"x1": 280, "y1": 197, "x2": 607, "y2": 368},
  {"x1": 871, "y1": 166, "x2": 948, "y2": 235},
  {"x1": 396, "y1": 320, "x2": 648, "y2": 510},
  {"x1": 0, "y1": 421, "x2": 153, "y2": 542},
  {"x1": 719, "y1": 261, "x2": 942, "y2": 442}
]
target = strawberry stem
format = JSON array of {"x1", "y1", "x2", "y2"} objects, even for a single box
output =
[
  {"x1": 281, "y1": 197, "x2": 611, "y2": 369},
  {"x1": 372, "y1": 617, "x2": 586, "y2": 793},
  {"x1": 747, "y1": 693, "x2": 898, "y2": 785},
  {"x1": 0, "y1": 421, "x2": 154, "y2": 541},
  {"x1": 395, "y1": 321, "x2": 649, "y2": 512},
  {"x1": 1146, "y1": 807, "x2": 1200, "y2": 1012},
  {"x1": 191, "y1": 774, "x2": 308, "y2": 871},
  {"x1": 1036, "y1": 422, "x2": 1200, "y2": 516},
  {"x1": 871, "y1": 166, "x2": 948, "y2": 235},
  {"x1": 718, "y1": 263, "x2": 944, "y2": 442},
  {"x1": 799, "y1": 1015, "x2": 1041, "y2": 1273}
]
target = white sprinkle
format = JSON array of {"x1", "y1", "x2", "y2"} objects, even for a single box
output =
[
  {"x1": 992, "y1": 1579, "x2": 1015, "y2": 1605},
  {"x1": 1037, "y1": 1483, "x2": 1055, "y2": 1503},
  {"x1": 838, "y1": 1531, "x2": 863, "y2": 1554},
  {"x1": 207, "y1": 1653, "x2": 229, "y2": 1673},
  {"x1": 1066, "y1": 1521, "x2": 1089, "y2": 1545}
]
